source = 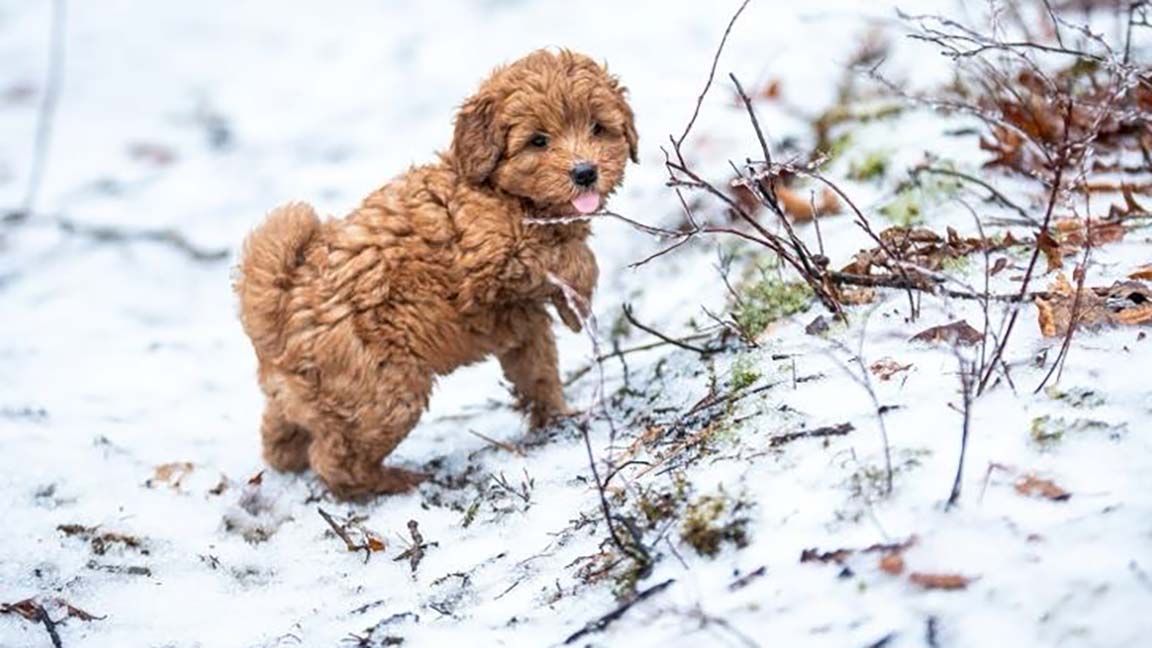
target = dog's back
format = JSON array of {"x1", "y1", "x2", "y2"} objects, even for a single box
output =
[{"x1": 235, "y1": 202, "x2": 321, "y2": 360}]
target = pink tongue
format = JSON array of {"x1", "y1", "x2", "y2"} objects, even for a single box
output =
[{"x1": 572, "y1": 191, "x2": 601, "y2": 215}]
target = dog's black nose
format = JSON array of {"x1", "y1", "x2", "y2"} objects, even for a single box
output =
[{"x1": 570, "y1": 162, "x2": 598, "y2": 188}]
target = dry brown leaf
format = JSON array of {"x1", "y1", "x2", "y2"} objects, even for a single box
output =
[
  {"x1": 1054, "y1": 217, "x2": 1126, "y2": 247},
  {"x1": 760, "y1": 79, "x2": 782, "y2": 100},
  {"x1": 1037, "y1": 228, "x2": 1064, "y2": 273},
  {"x1": 1035, "y1": 275, "x2": 1152, "y2": 337},
  {"x1": 146, "y1": 461, "x2": 195, "y2": 489},
  {"x1": 1014, "y1": 474, "x2": 1071, "y2": 501},
  {"x1": 909, "y1": 572, "x2": 972, "y2": 590},
  {"x1": 1110, "y1": 184, "x2": 1150, "y2": 219},
  {"x1": 840, "y1": 287, "x2": 877, "y2": 305},
  {"x1": 870, "y1": 358, "x2": 913, "y2": 381},
  {"x1": 1114, "y1": 304, "x2": 1152, "y2": 325},
  {"x1": 879, "y1": 552, "x2": 905, "y2": 575},
  {"x1": 1, "y1": 597, "x2": 105, "y2": 623},
  {"x1": 990, "y1": 257, "x2": 1010, "y2": 276},
  {"x1": 0, "y1": 599, "x2": 42, "y2": 621},
  {"x1": 777, "y1": 186, "x2": 842, "y2": 222},
  {"x1": 1130, "y1": 265, "x2": 1152, "y2": 280},
  {"x1": 247, "y1": 470, "x2": 265, "y2": 486},
  {"x1": 731, "y1": 183, "x2": 762, "y2": 215},
  {"x1": 910, "y1": 320, "x2": 984, "y2": 346}
]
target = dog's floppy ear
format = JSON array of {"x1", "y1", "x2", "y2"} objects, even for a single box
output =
[
  {"x1": 611, "y1": 82, "x2": 639, "y2": 164},
  {"x1": 452, "y1": 91, "x2": 504, "y2": 184},
  {"x1": 622, "y1": 100, "x2": 639, "y2": 164}
]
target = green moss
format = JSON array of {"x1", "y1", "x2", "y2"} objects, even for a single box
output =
[
  {"x1": 940, "y1": 254, "x2": 972, "y2": 273},
  {"x1": 848, "y1": 150, "x2": 891, "y2": 181},
  {"x1": 1044, "y1": 386, "x2": 1105, "y2": 409},
  {"x1": 878, "y1": 190, "x2": 924, "y2": 226},
  {"x1": 1030, "y1": 416, "x2": 1118, "y2": 450},
  {"x1": 734, "y1": 275, "x2": 813, "y2": 336},
  {"x1": 824, "y1": 132, "x2": 855, "y2": 161},
  {"x1": 730, "y1": 355, "x2": 761, "y2": 391},
  {"x1": 1031, "y1": 415, "x2": 1063, "y2": 448},
  {"x1": 680, "y1": 495, "x2": 750, "y2": 558},
  {"x1": 879, "y1": 164, "x2": 964, "y2": 226},
  {"x1": 635, "y1": 476, "x2": 688, "y2": 528}
]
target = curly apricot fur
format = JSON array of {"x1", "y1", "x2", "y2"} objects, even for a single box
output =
[{"x1": 234, "y1": 49, "x2": 636, "y2": 499}]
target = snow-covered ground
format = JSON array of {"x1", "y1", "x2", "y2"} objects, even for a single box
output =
[{"x1": 2, "y1": 1, "x2": 1151, "y2": 646}]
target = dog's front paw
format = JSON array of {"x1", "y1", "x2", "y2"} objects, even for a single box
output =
[
  {"x1": 528, "y1": 403, "x2": 577, "y2": 430},
  {"x1": 375, "y1": 467, "x2": 427, "y2": 494}
]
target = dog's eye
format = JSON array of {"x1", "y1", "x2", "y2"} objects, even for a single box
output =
[
  {"x1": 591, "y1": 122, "x2": 605, "y2": 136},
  {"x1": 529, "y1": 133, "x2": 549, "y2": 148}
]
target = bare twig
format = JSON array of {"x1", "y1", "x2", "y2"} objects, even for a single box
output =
[
  {"x1": 622, "y1": 304, "x2": 710, "y2": 355},
  {"x1": 945, "y1": 353, "x2": 975, "y2": 510},
  {"x1": 675, "y1": 0, "x2": 752, "y2": 149},
  {"x1": 769, "y1": 422, "x2": 854, "y2": 448},
  {"x1": 53, "y1": 217, "x2": 230, "y2": 261},
  {"x1": 13, "y1": 0, "x2": 67, "y2": 220},
  {"x1": 563, "y1": 578, "x2": 676, "y2": 645}
]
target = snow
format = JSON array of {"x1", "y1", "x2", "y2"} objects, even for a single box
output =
[{"x1": 2, "y1": 1, "x2": 1151, "y2": 647}]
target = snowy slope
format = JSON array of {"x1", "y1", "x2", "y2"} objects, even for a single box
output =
[{"x1": 2, "y1": 1, "x2": 1151, "y2": 647}]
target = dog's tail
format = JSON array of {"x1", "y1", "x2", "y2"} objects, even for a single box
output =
[{"x1": 235, "y1": 201, "x2": 321, "y2": 358}]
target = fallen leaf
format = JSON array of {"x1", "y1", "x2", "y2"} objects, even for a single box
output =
[
  {"x1": 1, "y1": 597, "x2": 105, "y2": 623},
  {"x1": 146, "y1": 462, "x2": 194, "y2": 489},
  {"x1": 879, "y1": 552, "x2": 905, "y2": 575},
  {"x1": 1035, "y1": 275, "x2": 1152, "y2": 337},
  {"x1": 1054, "y1": 216, "x2": 1126, "y2": 247},
  {"x1": 870, "y1": 358, "x2": 913, "y2": 381},
  {"x1": 909, "y1": 572, "x2": 972, "y2": 590},
  {"x1": 1037, "y1": 228, "x2": 1063, "y2": 273},
  {"x1": 247, "y1": 470, "x2": 265, "y2": 486},
  {"x1": 760, "y1": 79, "x2": 782, "y2": 100},
  {"x1": 1130, "y1": 265, "x2": 1152, "y2": 280},
  {"x1": 910, "y1": 320, "x2": 984, "y2": 346},
  {"x1": 57, "y1": 524, "x2": 145, "y2": 556},
  {"x1": 1110, "y1": 183, "x2": 1150, "y2": 219},
  {"x1": 1114, "y1": 304, "x2": 1152, "y2": 325},
  {"x1": 990, "y1": 257, "x2": 1010, "y2": 276},
  {"x1": 1014, "y1": 474, "x2": 1071, "y2": 501},
  {"x1": 840, "y1": 287, "x2": 878, "y2": 305},
  {"x1": 777, "y1": 186, "x2": 842, "y2": 222},
  {"x1": 0, "y1": 599, "x2": 41, "y2": 621}
]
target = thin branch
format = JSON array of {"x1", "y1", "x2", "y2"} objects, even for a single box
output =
[
  {"x1": 14, "y1": 0, "x2": 67, "y2": 220},
  {"x1": 675, "y1": 0, "x2": 752, "y2": 149},
  {"x1": 563, "y1": 579, "x2": 676, "y2": 645},
  {"x1": 622, "y1": 304, "x2": 710, "y2": 355}
]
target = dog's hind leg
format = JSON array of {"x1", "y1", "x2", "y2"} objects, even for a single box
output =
[
  {"x1": 260, "y1": 401, "x2": 312, "y2": 473},
  {"x1": 307, "y1": 362, "x2": 432, "y2": 500}
]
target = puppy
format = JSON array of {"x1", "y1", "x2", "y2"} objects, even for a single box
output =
[{"x1": 235, "y1": 49, "x2": 637, "y2": 499}]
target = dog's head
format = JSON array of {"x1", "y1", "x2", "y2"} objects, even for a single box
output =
[{"x1": 451, "y1": 49, "x2": 638, "y2": 216}]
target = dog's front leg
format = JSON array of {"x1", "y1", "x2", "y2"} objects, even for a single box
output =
[
  {"x1": 498, "y1": 306, "x2": 569, "y2": 429},
  {"x1": 544, "y1": 239, "x2": 598, "y2": 332}
]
